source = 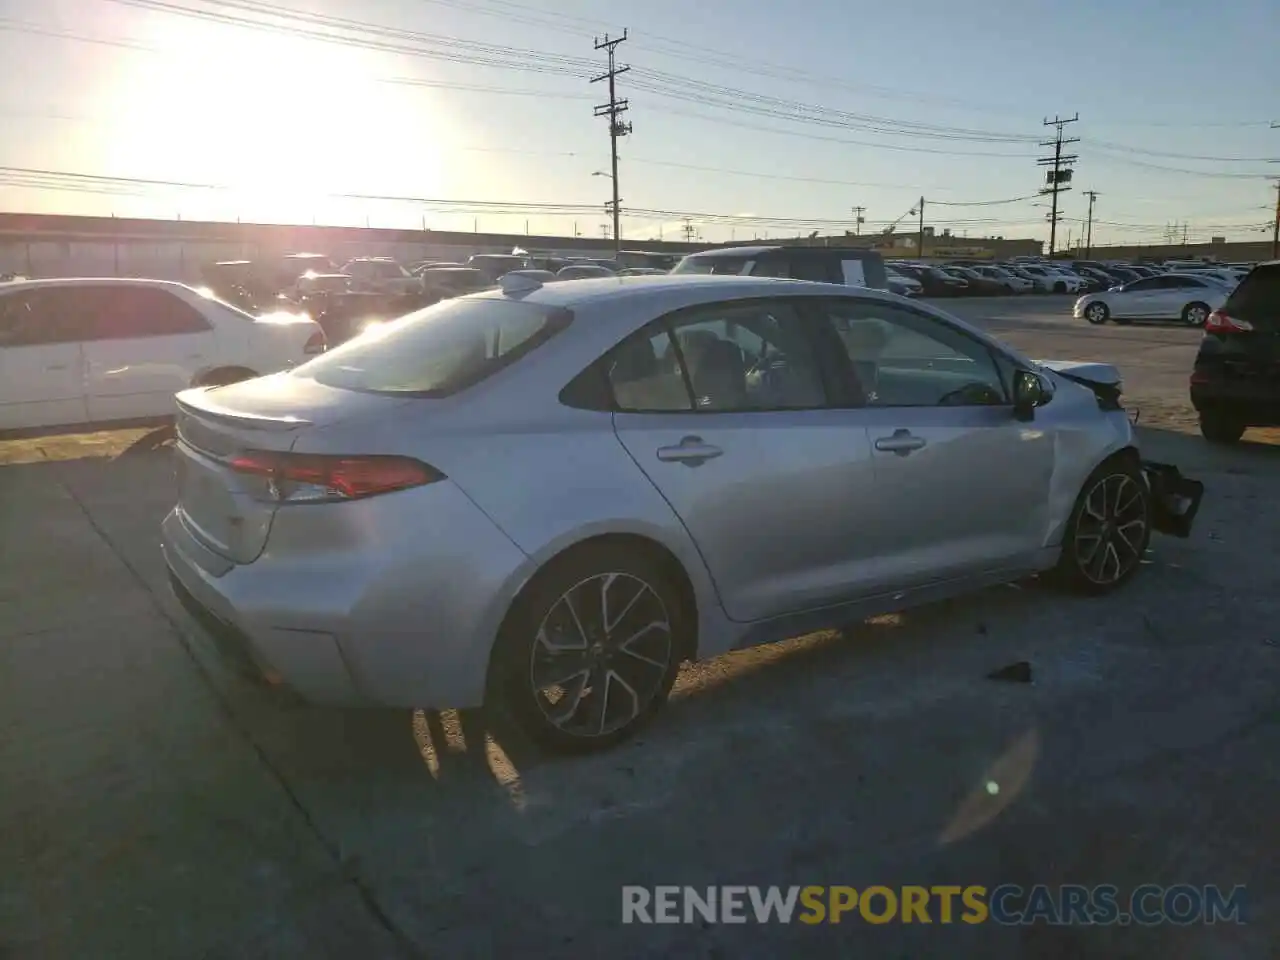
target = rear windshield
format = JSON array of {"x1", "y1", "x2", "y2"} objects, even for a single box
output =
[
  {"x1": 1225, "y1": 264, "x2": 1280, "y2": 324},
  {"x1": 295, "y1": 297, "x2": 570, "y2": 397},
  {"x1": 672, "y1": 255, "x2": 753, "y2": 276}
]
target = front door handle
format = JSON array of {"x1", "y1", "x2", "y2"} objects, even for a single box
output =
[
  {"x1": 656, "y1": 435, "x2": 723, "y2": 466},
  {"x1": 874, "y1": 429, "x2": 927, "y2": 456},
  {"x1": 45, "y1": 363, "x2": 69, "y2": 371}
]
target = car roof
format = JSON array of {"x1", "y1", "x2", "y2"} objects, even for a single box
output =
[
  {"x1": 471, "y1": 272, "x2": 905, "y2": 309},
  {"x1": 683, "y1": 245, "x2": 880, "y2": 260},
  {"x1": 0, "y1": 277, "x2": 194, "y2": 294}
]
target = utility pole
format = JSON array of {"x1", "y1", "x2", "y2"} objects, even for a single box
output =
[
  {"x1": 1038, "y1": 113, "x2": 1079, "y2": 257},
  {"x1": 591, "y1": 31, "x2": 631, "y2": 259},
  {"x1": 1271, "y1": 179, "x2": 1280, "y2": 259},
  {"x1": 681, "y1": 219, "x2": 696, "y2": 243},
  {"x1": 851, "y1": 205, "x2": 866, "y2": 236},
  {"x1": 916, "y1": 197, "x2": 925, "y2": 258},
  {"x1": 1083, "y1": 190, "x2": 1098, "y2": 257}
]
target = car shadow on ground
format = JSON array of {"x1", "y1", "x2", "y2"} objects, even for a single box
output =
[{"x1": 1134, "y1": 423, "x2": 1280, "y2": 473}]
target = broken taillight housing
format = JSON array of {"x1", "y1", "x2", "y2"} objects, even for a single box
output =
[{"x1": 229, "y1": 451, "x2": 443, "y2": 503}]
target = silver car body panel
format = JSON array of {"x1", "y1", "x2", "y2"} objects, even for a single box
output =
[{"x1": 162, "y1": 276, "x2": 1137, "y2": 708}]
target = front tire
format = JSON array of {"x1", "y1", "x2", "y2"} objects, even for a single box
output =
[
  {"x1": 1051, "y1": 458, "x2": 1151, "y2": 595},
  {"x1": 1181, "y1": 301, "x2": 1210, "y2": 327},
  {"x1": 1084, "y1": 301, "x2": 1110, "y2": 325},
  {"x1": 1199, "y1": 413, "x2": 1245, "y2": 444},
  {"x1": 489, "y1": 545, "x2": 688, "y2": 753}
]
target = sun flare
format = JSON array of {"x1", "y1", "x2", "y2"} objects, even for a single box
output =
[{"x1": 99, "y1": 15, "x2": 450, "y2": 223}]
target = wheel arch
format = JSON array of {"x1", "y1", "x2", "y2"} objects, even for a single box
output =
[{"x1": 483, "y1": 531, "x2": 704, "y2": 698}]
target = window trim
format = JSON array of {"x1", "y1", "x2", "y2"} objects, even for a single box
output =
[
  {"x1": 577, "y1": 296, "x2": 838, "y2": 415},
  {"x1": 810, "y1": 295, "x2": 1014, "y2": 409}
]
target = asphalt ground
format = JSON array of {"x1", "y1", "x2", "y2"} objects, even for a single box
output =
[{"x1": 3, "y1": 296, "x2": 1277, "y2": 958}]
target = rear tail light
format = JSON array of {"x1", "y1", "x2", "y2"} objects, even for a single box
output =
[
  {"x1": 303, "y1": 329, "x2": 327, "y2": 354},
  {"x1": 1204, "y1": 309, "x2": 1253, "y2": 333},
  {"x1": 229, "y1": 451, "x2": 443, "y2": 503},
  {"x1": 1189, "y1": 371, "x2": 1209, "y2": 385}
]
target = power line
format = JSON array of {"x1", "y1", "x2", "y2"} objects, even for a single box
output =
[{"x1": 8, "y1": 6, "x2": 1276, "y2": 171}]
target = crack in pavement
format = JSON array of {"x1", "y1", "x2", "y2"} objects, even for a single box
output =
[{"x1": 57, "y1": 468, "x2": 426, "y2": 960}]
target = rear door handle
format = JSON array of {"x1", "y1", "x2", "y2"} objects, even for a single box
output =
[
  {"x1": 45, "y1": 363, "x2": 69, "y2": 371},
  {"x1": 874, "y1": 430, "x2": 927, "y2": 456},
  {"x1": 656, "y1": 435, "x2": 723, "y2": 466}
]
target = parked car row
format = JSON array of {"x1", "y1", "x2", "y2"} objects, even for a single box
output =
[{"x1": 883, "y1": 256, "x2": 1257, "y2": 301}]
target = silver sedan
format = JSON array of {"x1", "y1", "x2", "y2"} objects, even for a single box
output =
[
  {"x1": 163, "y1": 274, "x2": 1200, "y2": 752},
  {"x1": 1074, "y1": 273, "x2": 1229, "y2": 326}
]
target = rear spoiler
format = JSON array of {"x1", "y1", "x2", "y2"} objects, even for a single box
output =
[{"x1": 175, "y1": 389, "x2": 311, "y2": 433}]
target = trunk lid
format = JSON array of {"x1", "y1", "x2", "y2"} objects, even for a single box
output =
[{"x1": 173, "y1": 373, "x2": 407, "y2": 563}]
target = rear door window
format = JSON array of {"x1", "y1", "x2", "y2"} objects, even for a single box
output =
[
  {"x1": 296, "y1": 297, "x2": 570, "y2": 396},
  {"x1": 1225, "y1": 265, "x2": 1280, "y2": 326},
  {"x1": 78, "y1": 286, "x2": 211, "y2": 339}
]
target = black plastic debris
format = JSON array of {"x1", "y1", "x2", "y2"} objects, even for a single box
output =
[{"x1": 987, "y1": 661, "x2": 1032, "y2": 683}]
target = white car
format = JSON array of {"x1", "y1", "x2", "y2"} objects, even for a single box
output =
[
  {"x1": 341, "y1": 258, "x2": 423, "y2": 297},
  {"x1": 1017, "y1": 264, "x2": 1086, "y2": 294},
  {"x1": 0, "y1": 278, "x2": 326, "y2": 432},
  {"x1": 1073, "y1": 273, "x2": 1228, "y2": 327}
]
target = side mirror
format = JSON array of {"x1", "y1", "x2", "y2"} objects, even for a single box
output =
[{"x1": 1012, "y1": 370, "x2": 1052, "y2": 421}]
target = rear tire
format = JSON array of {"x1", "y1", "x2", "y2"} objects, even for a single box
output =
[
  {"x1": 1181, "y1": 301, "x2": 1210, "y2": 327},
  {"x1": 1199, "y1": 413, "x2": 1245, "y2": 444},
  {"x1": 488, "y1": 544, "x2": 688, "y2": 754},
  {"x1": 1050, "y1": 457, "x2": 1151, "y2": 596}
]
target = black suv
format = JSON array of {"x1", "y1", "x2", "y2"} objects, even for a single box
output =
[
  {"x1": 1190, "y1": 260, "x2": 1280, "y2": 443},
  {"x1": 671, "y1": 245, "x2": 888, "y2": 291}
]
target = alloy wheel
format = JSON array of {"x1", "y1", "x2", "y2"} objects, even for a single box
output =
[
  {"x1": 1085, "y1": 303, "x2": 1108, "y2": 324},
  {"x1": 1184, "y1": 303, "x2": 1209, "y2": 326},
  {"x1": 529, "y1": 572, "x2": 674, "y2": 738},
  {"x1": 1074, "y1": 474, "x2": 1148, "y2": 585}
]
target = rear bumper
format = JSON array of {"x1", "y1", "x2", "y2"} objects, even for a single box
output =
[
  {"x1": 1141, "y1": 460, "x2": 1204, "y2": 539},
  {"x1": 161, "y1": 478, "x2": 533, "y2": 709},
  {"x1": 1190, "y1": 380, "x2": 1280, "y2": 425},
  {"x1": 164, "y1": 510, "x2": 361, "y2": 703}
]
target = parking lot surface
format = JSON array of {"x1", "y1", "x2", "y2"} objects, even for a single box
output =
[{"x1": 3, "y1": 297, "x2": 1278, "y2": 958}]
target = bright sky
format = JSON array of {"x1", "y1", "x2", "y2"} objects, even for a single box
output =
[{"x1": 0, "y1": 0, "x2": 1276, "y2": 246}]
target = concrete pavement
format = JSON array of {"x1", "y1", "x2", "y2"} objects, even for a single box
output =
[{"x1": 3, "y1": 300, "x2": 1278, "y2": 958}]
